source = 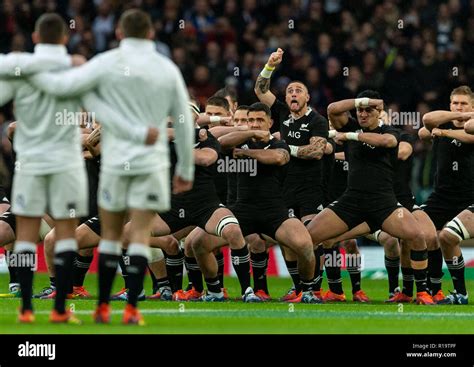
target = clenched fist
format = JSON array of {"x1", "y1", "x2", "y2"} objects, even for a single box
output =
[{"x1": 267, "y1": 48, "x2": 284, "y2": 68}]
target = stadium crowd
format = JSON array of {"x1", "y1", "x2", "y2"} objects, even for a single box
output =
[{"x1": 1, "y1": 0, "x2": 474, "y2": 200}]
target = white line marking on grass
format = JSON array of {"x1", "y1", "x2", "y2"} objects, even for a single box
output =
[{"x1": 1, "y1": 309, "x2": 473, "y2": 319}]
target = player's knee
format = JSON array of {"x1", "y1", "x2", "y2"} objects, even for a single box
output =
[
  {"x1": 163, "y1": 236, "x2": 180, "y2": 255},
  {"x1": 0, "y1": 221, "x2": 14, "y2": 246},
  {"x1": 439, "y1": 229, "x2": 460, "y2": 249},
  {"x1": 381, "y1": 235, "x2": 399, "y2": 257},
  {"x1": 222, "y1": 225, "x2": 243, "y2": 248},
  {"x1": 183, "y1": 237, "x2": 194, "y2": 257},
  {"x1": 76, "y1": 227, "x2": 90, "y2": 249},
  {"x1": 424, "y1": 232, "x2": 438, "y2": 250},
  {"x1": 190, "y1": 238, "x2": 207, "y2": 256},
  {"x1": 248, "y1": 236, "x2": 266, "y2": 253},
  {"x1": 441, "y1": 217, "x2": 470, "y2": 247},
  {"x1": 404, "y1": 228, "x2": 425, "y2": 244},
  {"x1": 43, "y1": 231, "x2": 56, "y2": 254},
  {"x1": 291, "y1": 238, "x2": 313, "y2": 258},
  {"x1": 385, "y1": 243, "x2": 399, "y2": 258}
]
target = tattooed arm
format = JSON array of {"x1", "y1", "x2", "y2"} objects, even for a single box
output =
[
  {"x1": 233, "y1": 148, "x2": 290, "y2": 166},
  {"x1": 290, "y1": 136, "x2": 327, "y2": 160},
  {"x1": 254, "y1": 75, "x2": 276, "y2": 107}
]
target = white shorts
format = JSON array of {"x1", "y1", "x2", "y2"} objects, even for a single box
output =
[
  {"x1": 98, "y1": 169, "x2": 170, "y2": 212},
  {"x1": 12, "y1": 168, "x2": 88, "y2": 219}
]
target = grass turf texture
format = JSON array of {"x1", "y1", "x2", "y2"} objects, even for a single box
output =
[{"x1": 0, "y1": 274, "x2": 473, "y2": 334}]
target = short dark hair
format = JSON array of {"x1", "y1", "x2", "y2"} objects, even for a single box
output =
[
  {"x1": 35, "y1": 13, "x2": 67, "y2": 44},
  {"x1": 287, "y1": 80, "x2": 308, "y2": 93},
  {"x1": 235, "y1": 105, "x2": 250, "y2": 112},
  {"x1": 213, "y1": 86, "x2": 238, "y2": 104},
  {"x1": 248, "y1": 102, "x2": 271, "y2": 117},
  {"x1": 357, "y1": 89, "x2": 381, "y2": 99},
  {"x1": 206, "y1": 96, "x2": 230, "y2": 111},
  {"x1": 119, "y1": 9, "x2": 152, "y2": 39}
]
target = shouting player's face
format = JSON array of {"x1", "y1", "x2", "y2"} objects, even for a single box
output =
[
  {"x1": 356, "y1": 106, "x2": 380, "y2": 129},
  {"x1": 285, "y1": 82, "x2": 309, "y2": 113},
  {"x1": 248, "y1": 111, "x2": 272, "y2": 131}
]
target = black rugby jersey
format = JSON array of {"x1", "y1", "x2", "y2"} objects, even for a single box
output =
[
  {"x1": 339, "y1": 117, "x2": 400, "y2": 195},
  {"x1": 235, "y1": 137, "x2": 290, "y2": 204},
  {"x1": 271, "y1": 99, "x2": 328, "y2": 178},
  {"x1": 169, "y1": 129, "x2": 221, "y2": 199},
  {"x1": 431, "y1": 121, "x2": 474, "y2": 199}
]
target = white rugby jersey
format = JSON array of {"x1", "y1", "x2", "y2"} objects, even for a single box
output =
[
  {"x1": 0, "y1": 45, "x2": 83, "y2": 174},
  {"x1": 0, "y1": 45, "x2": 149, "y2": 175},
  {"x1": 28, "y1": 38, "x2": 195, "y2": 180}
]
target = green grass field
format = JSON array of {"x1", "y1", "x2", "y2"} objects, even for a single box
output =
[{"x1": 0, "y1": 274, "x2": 473, "y2": 334}]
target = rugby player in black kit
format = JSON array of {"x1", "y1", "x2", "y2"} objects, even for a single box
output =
[
  {"x1": 254, "y1": 48, "x2": 328, "y2": 299},
  {"x1": 217, "y1": 102, "x2": 322, "y2": 303},
  {"x1": 148, "y1": 127, "x2": 260, "y2": 302},
  {"x1": 307, "y1": 90, "x2": 435, "y2": 305},
  {"x1": 419, "y1": 85, "x2": 474, "y2": 304}
]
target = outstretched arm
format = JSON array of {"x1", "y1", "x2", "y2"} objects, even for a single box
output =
[
  {"x1": 28, "y1": 56, "x2": 103, "y2": 97},
  {"x1": 0, "y1": 53, "x2": 72, "y2": 77},
  {"x1": 254, "y1": 48, "x2": 284, "y2": 107}
]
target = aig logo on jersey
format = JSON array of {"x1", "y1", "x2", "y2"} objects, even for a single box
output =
[{"x1": 287, "y1": 131, "x2": 301, "y2": 139}]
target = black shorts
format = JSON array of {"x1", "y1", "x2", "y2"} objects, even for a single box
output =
[
  {"x1": 328, "y1": 191, "x2": 402, "y2": 232},
  {"x1": 0, "y1": 209, "x2": 15, "y2": 232},
  {"x1": 327, "y1": 186, "x2": 346, "y2": 206},
  {"x1": 283, "y1": 180, "x2": 325, "y2": 218},
  {"x1": 160, "y1": 196, "x2": 224, "y2": 234},
  {"x1": 229, "y1": 202, "x2": 294, "y2": 240},
  {"x1": 82, "y1": 216, "x2": 101, "y2": 236},
  {"x1": 467, "y1": 204, "x2": 474, "y2": 214},
  {"x1": 397, "y1": 195, "x2": 418, "y2": 212},
  {"x1": 421, "y1": 192, "x2": 473, "y2": 230}
]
